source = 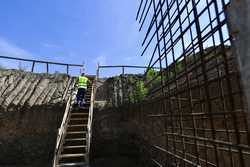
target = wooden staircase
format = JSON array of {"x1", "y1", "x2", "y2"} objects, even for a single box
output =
[{"x1": 53, "y1": 79, "x2": 95, "y2": 167}]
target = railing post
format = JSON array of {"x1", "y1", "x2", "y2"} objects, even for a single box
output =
[
  {"x1": 31, "y1": 61, "x2": 35, "y2": 72},
  {"x1": 122, "y1": 66, "x2": 125, "y2": 76},
  {"x1": 96, "y1": 63, "x2": 100, "y2": 82},
  {"x1": 66, "y1": 65, "x2": 69, "y2": 75},
  {"x1": 122, "y1": 66, "x2": 125, "y2": 104},
  {"x1": 46, "y1": 63, "x2": 49, "y2": 74}
]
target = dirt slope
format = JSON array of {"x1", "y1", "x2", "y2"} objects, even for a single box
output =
[{"x1": 0, "y1": 69, "x2": 76, "y2": 111}]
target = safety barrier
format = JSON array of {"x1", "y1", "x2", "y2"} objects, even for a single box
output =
[{"x1": 0, "y1": 55, "x2": 83, "y2": 74}]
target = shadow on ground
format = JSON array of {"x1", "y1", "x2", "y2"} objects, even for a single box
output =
[{"x1": 91, "y1": 156, "x2": 140, "y2": 167}]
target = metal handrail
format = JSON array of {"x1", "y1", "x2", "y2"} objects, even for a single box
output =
[
  {"x1": 0, "y1": 55, "x2": 83, "y2": 74},
  {"x1": 97, "y1": 64, "x2": 160, "y2": 79},
  {"x1": 53, "y1": 95, "x2": 73, "y2": 167},
  {"x1": 86, "y1": 77, "x2": 97, "y2": 163}
]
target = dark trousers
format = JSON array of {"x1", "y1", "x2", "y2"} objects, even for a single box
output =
[{"x1": 76, "y1": 88, "x2": 86, "y2": 103}]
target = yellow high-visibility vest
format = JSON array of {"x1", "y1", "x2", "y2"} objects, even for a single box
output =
[{"x1": 78, "y1": 76, "x2": 88, "y2": 89}]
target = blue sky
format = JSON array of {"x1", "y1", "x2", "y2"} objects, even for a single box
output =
[
  {"x1": 0, "y1": 0, "x2": 149, "y2": 75},
  {"x1": 0, "y1": 0, "x2": 230, "y2": 77}
]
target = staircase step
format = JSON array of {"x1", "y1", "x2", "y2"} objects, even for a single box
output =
[
  {"x1": 60, "y1": 153, "x2": 86, "y2": 158},
  {"x1": 84, "y1": 97, "x2": 91, "y2": 99},
  {"x1": 70, "y1": 118, "x2": 88, "y2": 123},
  {"x1": 71, "y1": 113, "x2": 89, "y2": 116},
  {"x1": 69, "y1": 119, "x2": 88, "y2": 125},
  {"x1": 73, "y1": 105, "x2": 89, "y2": 108},
  {"x1": 63, "y1": 145, "x2": 87, "y2": 154},
  {"x1": 68, "y1": 124, "x2": 87, "y2": 127},
  {"x1": 66, "y1": 129, "x2": 87, "y2": 133},
  {"x1": 57, "y1": 162, "x2": 87, "y2": 167},
  {"x1": 66, "y1": 131, "x2": 87, "y2": 138},
  {"x1": 69, "y1": 123, "x2": 88, "y2": 127},
  {"x1": 66, "y1": 131, "x2": 87, "y2": 134},
  {"x1": 67, "y1": 124, "x2": 87, "y2": 132},
  {"x1": 64, "y1": 138, "x2": 86, "y2": 146},
  {"x1": 63, "y1": 142, "x2": 86, "y2": 147},
  {"x1": 65, "y1": 138, "x2": 86, "y2": 141},
  {"x1": 63, "y1": 145, "x2": 87, "y2": 149},
  {"x1": 71, "y1": 109, "x2": 89, "y2": 114},
  {"x1": 70, "y1": 118, "x2": 88, "y2": 121},
  {"x1": 59, "y1": 153, "x2": 86, "y2": 163},
  {"x1": 71, "y1": 113, "x2": 89, "y2": 119}
]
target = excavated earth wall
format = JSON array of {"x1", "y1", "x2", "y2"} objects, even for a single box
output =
[
  {"x1": 91, "y1": 107, "x2": 150, "y2": 167},
  {"x1": 0, "y1": 69, "x2": 76, "y2": 167},
  {"x1": 91, "y1": 50, "x2": 248, "y2": 166}
]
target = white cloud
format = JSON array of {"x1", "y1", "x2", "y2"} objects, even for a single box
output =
[
  {"x1": 0, "y1": 38, "x2": 33, "y2": 58},
  {"x1": 0, "y1": 38, "x2": 34, "y2": 69}
]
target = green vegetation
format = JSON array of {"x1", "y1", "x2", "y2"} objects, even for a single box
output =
[
  {"x1": 129, "y1": 80, "x2": 148, "y2": 103},
  {"x1": 124, "y1": 54, "x2": 198, "y2": 103},
  {"x1": 126, "y1": 49, "x2": 220, "y2": 103},
  {"x1": 128, "y1": 68, "x2": 161, "y2": 103},
  {"x1": 145, "y1": 68, "x2": 162, "y2": 92},
  {"x1": 146, "y1": 68, "x2": 161, "y2": 82}
]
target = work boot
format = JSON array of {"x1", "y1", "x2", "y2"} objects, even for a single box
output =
[
  {"x1": 81, "y1": 99, "x2": 85, "y2": 107},
  {"x1": 78, "y1": 101, "x2": 81, "y2": 107}
]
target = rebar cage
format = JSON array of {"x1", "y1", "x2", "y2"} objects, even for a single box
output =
[{"x1": 136, "y1": 0, "x2": 250, "y2": 166}]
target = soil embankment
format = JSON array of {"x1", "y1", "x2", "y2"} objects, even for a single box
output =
[{"x1": 0, "y1": 69, "x2": 76, "y2": 167}]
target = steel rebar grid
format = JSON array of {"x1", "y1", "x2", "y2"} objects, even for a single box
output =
[{"x1": 136, "y1": 0, "x2": 250, "y2": 166}]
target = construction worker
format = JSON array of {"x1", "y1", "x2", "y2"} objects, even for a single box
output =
[{"x1": 76, "y1": 72, "x2": 89, "y2": 107}]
